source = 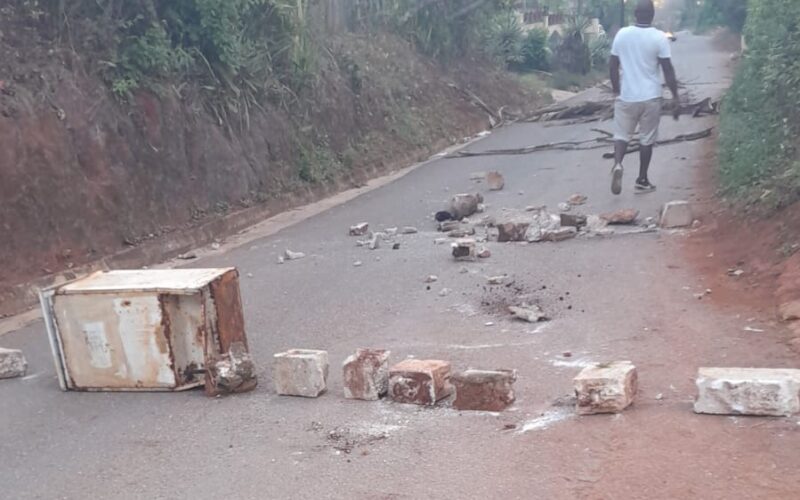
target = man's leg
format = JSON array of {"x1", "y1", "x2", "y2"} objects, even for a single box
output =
[
  {"x1": 611, "y1": 100, "x2": 636, "y2": 195},
  {"x1": 635, "y1": 99, "x2": 662, "y2": 193},
  {"x1": 614, "y1": 140, "x2": 628, "y2": 166}
]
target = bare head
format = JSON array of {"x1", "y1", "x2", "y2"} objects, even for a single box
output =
[{"x1": 635, "y1": 0, "x2": 655, "y2": 25}]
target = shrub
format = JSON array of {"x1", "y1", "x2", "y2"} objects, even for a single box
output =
[{"x1": 515, "y1": 28, "x2": 550, "y2": 72}]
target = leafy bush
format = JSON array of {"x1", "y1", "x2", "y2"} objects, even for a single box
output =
[
  {"x1": 718, "y1": 0, "x2": 800, "y2": 208},
  {"x1": 482, "y1": 12, "x2": 525, "y2": 67},
  {"x1": 588, "y1": 33, "x2": 611, "y2": 70},
  {"x1": 515, "y1": 28, "x2": 550, "y2": 72},
  {"x1": 553, "y1": 16, "x2": 591, "y2": 75}
]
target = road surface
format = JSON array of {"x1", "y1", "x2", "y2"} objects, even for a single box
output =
[{"x1": 3, "y1": 33, "x2": 800, "y2": 499}]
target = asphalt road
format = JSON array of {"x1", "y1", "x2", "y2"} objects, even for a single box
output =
[{"x1": 3, "y1": 33, "x2": 800, "y2": 499}]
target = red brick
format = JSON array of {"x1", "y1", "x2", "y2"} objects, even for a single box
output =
[
  {"x1": 389, "y1": 359, "x2": 452, "y2": 405},
  {"x1": 452, "y1": 369, "x2": 516, "y2": 411},
  {"x1": 342, "y1": 349, "x2": 390, "y2": 401}
]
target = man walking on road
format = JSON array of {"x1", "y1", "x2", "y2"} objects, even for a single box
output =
[{"x1": 609, "y1": 0, "x2": 680, "y2": 195}]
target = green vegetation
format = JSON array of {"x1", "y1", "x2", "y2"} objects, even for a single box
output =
[
  {"x1": 718, "y1": 0, "x2": 800, "y2": 209},
  {"x1": 682, "y1": 0, "x2": 748, "y2": 33}
]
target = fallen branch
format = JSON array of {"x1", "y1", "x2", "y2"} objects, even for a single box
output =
[
  {"x1": 448, "y1": 82, "x2": 502, "y2": 127},
  {"x1": 447, "y1": 128, "x2": 713, "y2": 159}
]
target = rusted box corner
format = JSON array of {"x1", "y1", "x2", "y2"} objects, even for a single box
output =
[
  {"x1": 208, "y1": 269, "x2": 248, "y2": 352},
  {"x1": 204, "y1": 341, "x2": 258, "y2": 396}
]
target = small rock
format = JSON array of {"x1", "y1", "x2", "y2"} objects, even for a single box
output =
[
  {"x1": 660, "y1": 200, "x2": 692, "y2": 228},
  {"x1": 469, "y1": 172, "x2": 486, "y2": 181},
  {"x1": 401, "y1": 226, "x2": 418, "y2": 234},
  {"x1": 284, "y1": 249, "x2": 306, "y2": 260},
  {"x1": 568, "y1": 193, "x2": 588, "y2": 206},
  {"x1": 435, "y1": 211, "x2": 454, "y2": 222},
  {"x1": 438, "y1": 288, "x2": 452, "y2": 297},
  {"x1": 485, "y1": 322, "x2": 495, "y2": 327},
  {"x1": 439, "y1": 220, "x2": 462, "y2": 232},
  {"x1": 353, "y1": 261, "x2": 363, "y2": 267},
  {"x1": 560, "y1": 213, "x2": 588, "y2": 228},
  {"x1": 434, "y1": 238, "x2": 449, "y2": 245},
  {"x1": 424, "y1": 275, "x2": 439, "y2": 283},
  {"x1": 509, "y1": 304, "x2": 548, "y2": 323},
  {"x1": 449, "y1": 193, "x2": 484, "y2": 220},
  {"x1": 277, "y1": 256, "x2": 285, "y2": 264},
  {"x1": 486, "y1": 171, "x2": 505, "y2": 191},
  {"x1": 728, "y1": 268, "x2": 745, "y2": 277},
  {"x1": 392, "y1": 243, "x2": 401, "y2": 250},
  {"x1": 246, "y1": 272, "x2": 254, "y2": 278},
  {"x1": 558, "y1": 202, "x2": 572, "y2": 212},
  {"x1": 0, "y1": 348, "x2": 27, "y2": 379},
  {"x1": 448, "y1": 226, "x2": 476, "y2": 238},
  {"x1": 452, "y1": 238, "x2": 477, "y2": 261},
  {"x1": 459, "y1": 266, "x2": 470, "y2": 274},
  {"x1": 368, "y1": 234, "x2": 380, "y2": 250},
  {"x1": 692, "y1": 219, "x2": 702, "y2": 229},
  {"x1": 385, "y1": 227, "x2": 398, "y2": 236},
  {"x1": 206, "y1": 342, "x2": 258, "y2": 396},
  {"x1": 541, "y1": 226, "x2": 577, "y2": 242},
  {"x1": 600, "y1": 208, "x2": 639, "y2": 225},
  {"x1": 497, "y1": 221, "x2": 530, "y2": 242},
  {"x1": 211, "y1": 242, "x2": 221, "y2": 250},
  {"x1": 349, "y1": 223, "x2": 370, "y2": 236},
  {"x1": 563, "y1": 352, "x2": 572, "y2": 358},
  {"x1": 655, "y1": 393, "x2": 664, "y2": 401},
  {"x1": 177, "y1": 252, "x2": 197, "y2": 260},
  {"x1": 477, "y1": 248, "x2": 491, "y2": 259},
  {"x1": 574, "y1": 361, "x2": 638, "y2": 415},
  {"x1": 487, "y1": 275, "x2": 506, "y2": 285},
  {"x1": 476, "y1": 204, "x2": 486, "y2": 213}
]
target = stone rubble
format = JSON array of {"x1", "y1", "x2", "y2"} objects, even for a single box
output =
[
  {"x1": 574, "y1": 361, "x2": 638, "y2": 415},
  {"x1": 560, "y1": 213, "x2": 587, "y2": 228},
  {"x1": 0, "y1": 348, "x2": 27, "y2": 379},
  {"x1": 694, "y1": 367, "x2": 800, "y2": 417},
  {"x1": 349, "y1": 223, "x2": 370, "y2": 236},
  {"x1": 284, "y1": 249, "x2": 306, "y2": 260},
  {"x1": 509, "y1": 304, "x2": 548, "y2": 323},
  {"x1": 449, "y1": 193, "x2": 484, "y2": 220},
  {"x1": 206, "y1": 342, "x2": 257, "y2": 396},
  {"x1": 401, "y1": 226, "x2": 418, "y2": 234},
  {"x1": 600, "y1": 208, "x2": 639, "y2": 225},
  {"x1": 487, "y1": 275, "x2": 506, "y2": 285},
  {"x1": 452, "y1": 369, "x2": 517, "y2": 411},
  {"x1": 452, "y1": 238, "x2": 476, "y2": 261},
  {"x1": 273, "y1": 349, "x2": 329, "y2": 398},
  {"x1": 486, "y1": 171, "x2": 505, "y2": 191},
  {"x1": 342, "y1": 349, "x2": 391, "y2": 401},
  {"x1": 389, "y1": 359, "x2": 453, "y2": 405},
  {"x1": 567, "y1": 193, "x2": 588, "y2": 206},
  {"x1": 660, "y1": 200, "x2": 693, "y2": 228}
]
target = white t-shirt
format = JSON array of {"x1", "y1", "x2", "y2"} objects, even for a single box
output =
[{"x1": 610, "y1": 26, "x2": 671, "y2": 102}]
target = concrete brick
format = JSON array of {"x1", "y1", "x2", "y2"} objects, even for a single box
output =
[
  {"x1": 451, "y1": 238, "x2": 476, "y2": 260},
  {"x1": 660, "y1": 200, "x2": 693, "y2": 228},
  {"x1": 497, "y1": 222, "x2": 530, "y2": 242},
  {"x1": 0, "y1": 348, "x2": 27, "y2": 379},
  {"x1": 272, "y1": 349, "x2": 329, "y2": 397},
  {"x1": 452, "y1": 369, "x2": 516, "y2": 411},
  {"x1": 694, "y1": 367, "x2": 800, "y2": 416},
  {"x1": 389, "y1": 359, "x2": 452, "y2": 405},
  {"x1": 574, "y1": 361, "x2": 637, "y2": 415},
  {"x1": 343, "y1": 349, "x2": 391, "y2": 401},
  {"x1": 349, "y1": 223, "x2": 369, "y2": 236}
]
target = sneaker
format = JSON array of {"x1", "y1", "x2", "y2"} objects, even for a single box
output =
[
  {"x1": 634, "y1": 179, "x2": 657, "y2": 194},
  {"x1": 611, "y1": 164, "x2": 623, "y2": 195}
]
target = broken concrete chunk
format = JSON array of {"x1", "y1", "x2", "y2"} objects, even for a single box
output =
[
  {"x1": 272, "y1": 349, "x2": 329, "y2": 398},
  {"x1": 284, "y1": 249, "x2": 306, "y2": 260},
  {"x1": 574, "y1": 361, "x2": 638, "y2": 415},
  {"x1": 660, "y1": 201, "x2": 692, "y2": 228},
  {"x1": 541, "y1": 226, "x2": 577, "y2": 242},
  {"x1": 438, "y1": 220, "x2": 462, "y2": 232},
  {"x1": 206, "y1": 341, "x2": 257, "y2": 396},
  {"x1": 384, "y1": 227, "x2": 398, "y2": 237},
  {"x1": 349, "y1": 223, "x2": 369, "y2": 236},
  {"x1": 694, "y1": 367, "x2": 800, "y2": 417},
  {"x1": 560, "y1": 213, "x2": 587, "y2": 228},
  {"x1": 557, "y1": 202, "x2": 572, "y2": 212},
  {"x1": 368, "y1": 234, "x2": 381, "y2": 250},
  {"x1": 486, "y1": 171, "x2": 505, "y2": 191},
  {"x1": 509, "y1": 304, "x2": 548, "y2": 323},
  {"x1": 497, "y1": 221, "x2": 530, "y2": 242},
  {"x1": 343, "y1": 349, "x2": 391, "y2": 401},
  {"x1": 568, "y1": 193, "x2": 588, "y2": 206},
  {"x1": 452, "y1": 238, "x2": 476, "y2": 261},
  {"x1": 448, "y1": 226, "x2": 476, "y2": 238},
  {"x1": 487, "y1": 275, "x2": 506, "y2": 285},
  {"x1": 401, "y1": 226, "x2": 418, "y2": 234},
  {"x1": 438, "y1": 288, "x2": 452, "y2": 297},
  {"x1": 601, "y1": 208, "x2": 639, "y2": 225},
  {"x1": 389, "y1": 359, "x2": 452, "y2": 405},
  {"x1": 0, "y1": 348, "x2": 27, "y2": 379},
  {"x1": 449, "y1": 193, "x2": 484, "y2": 220},
  {"x1": 477, "y1": 248, "x2": 491, "y2": 259},
  {"x1": 424, "y1": 275, "x2": 439, "y2": 283},
  {"x1": 452, "y1": 369, "x2": 517, "y2": 411}
]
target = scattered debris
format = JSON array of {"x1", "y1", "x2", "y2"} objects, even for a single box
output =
[
  {"x1": 389, "y1": 359, "x2": 453, "y2": 406},
  {"x1": 448, "y1": 226, "x2": 476, "y2": 238},
  {"x1": 497, "y1": 221, "x2": 530, "y2": 242},
  {"x1": 600, "y1": 208, "x2": 639, "y2": 225},
  {"x1": 349, "y1": 223, "x2": 370, "y2": 236},
  {"x1": 694, "y1": 367, "x2": 800, "y2": 416},
  {"x1": 273, "y1": 349, "x2": 329, "y2": 398},
  {"x1": 448, "y1": 193, "x2": 484, "y2": 220},
  {"x1": 206, "y1": 342, "x2": 258, "y2": 396},
  {"x1": 284, "y1": 249, "x2": 306, "y2": 261},
  {"x1": 485, "y1": 322, "x2": 495, "y2": 327},
  {"x1": 557, "y1": 202, "x2": 572, "y2": 212},
  {"x1": 401, "y1": 226, "x2": 418, "y2": 234},
  {"x1": 692, "y1": 219, "x2": 702, "y2": 229},
  {"x1": 509, "y1": 304, "x2": 548, "y2": 323},
  {"x1": 743, "y1": 326, "x2": 765, "y2": 333},
  {"x1": 211, "y1": 242, "x2": 221, "y2": 250},
  {"x1": 452, "y1": 369, "x2": 517, "y2": 411},
  {"x1": 424, "y1": 275, "x2": 439, "y2": 283},
  {"x1": 655, "y1": 393, "x2": 664, "y2": 401},
  {"x1": 385, "y1": 227, "x2": 398, "y2": 237},
  {"x1": 277, "y1": 256, "x2": 285, "y2": 264},
  {"x1": 177, "y1": 252, "x2": 197, "y2": 260},
  {"x1": 343, "y1": 349, "x2": 391, "y2": 401},
  {"x1": 560, "y1": 213, "x2": 587, "y2": 228},
  {"x1": 574, "y1": 361, "x2": 638, "y2": 415},
  {"x1": 469, "y1": 172, "x2": 486, "y2": 181},
  {"x1": 486, "y1": 171, "x2": 505, "y2": 191},
  {"x1": 368, "y1": 234, "x2": 381, "y2": 250},
  {"x1": 459, "y1": 266, "x2": 470, "y2": 274},
  {"x1": 438, "y1": 288, "x2": 452, "y2": 297},
  {"x1": 568, "y1": 193, "x2": 587, "y2": 206},
  {"x1": 660, "y1": 200, "x2": 693, "y2": 228},
  {"x1": 487, "y1": 275, "x2": 506, "y2": 285},
  {"x1": 353, "y1": 261, "x2": 363, "y2": 267},
  {"x1": 439, "y1": 220, "x2": 462, "y2": 232},
  {"x1": 477, "y1": 248, "x2": 492, "y2": 259},
  {"x1": 434, "y1": 237, "x2": 449, "y2": 245},
  {"x1": 392, "y1": 243, "x2": 401, "y2": 250},
  {"x1": 728, "y1": 268, "x2": 745, "y2": 277},
  {"x1": 541, "y1": 226, "x2": 577, "y2": 242},
  {"x1": 435, "y1": 211, "x2": 454, "y2": 222},
  {"x1": 452, "y1": 238, "x2": 477, "y2": 261},
  {"x1": 0, "y1": 348, "x2": 27, "y2": 379},
  {"x1": 693, "y1": 288, "x2": 713, "y2": 300}
]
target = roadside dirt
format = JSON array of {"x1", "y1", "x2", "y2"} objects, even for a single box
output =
[{"x1": 680, "y1": 135, "x2": 800, "y2": 351}]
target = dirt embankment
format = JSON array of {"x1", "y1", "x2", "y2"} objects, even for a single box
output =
[
  {"x1": 0, "y1": 14, "x2": 546, "y2": 315},
  {"x1": 682, "y1": 138, "x2": 800, "y2": 352}
]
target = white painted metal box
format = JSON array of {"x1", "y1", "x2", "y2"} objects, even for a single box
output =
[{"x1": 39, "y1": 268, "x2": 249, "y2": 392}]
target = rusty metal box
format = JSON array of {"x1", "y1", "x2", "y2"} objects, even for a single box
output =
[{"x1": 39, "y1": 268, "x2": 249, "y2": 392}]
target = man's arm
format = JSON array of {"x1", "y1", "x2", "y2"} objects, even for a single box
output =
[
  {"x1": 659, "y1": 57, "x2": 680, "y2": 120},
  {"x1": 610, "y1": 55, "x2": 621, "y2": 96}
]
